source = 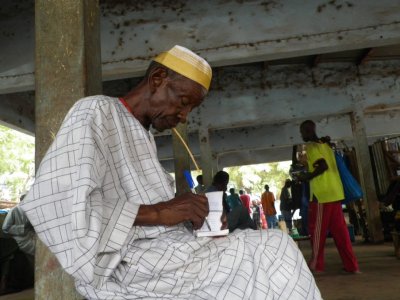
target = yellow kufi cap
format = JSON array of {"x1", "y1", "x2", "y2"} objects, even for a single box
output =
[{"x1": 153, "y1": 45, "x2": 212, "y2": 91}]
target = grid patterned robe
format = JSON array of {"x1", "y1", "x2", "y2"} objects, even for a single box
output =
[{"x1": 21, "y1": 96, "x2": 321, "y2": 299}]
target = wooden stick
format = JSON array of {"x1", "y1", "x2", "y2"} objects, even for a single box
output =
[{"x1": 172, "y1": 127, "x2": 200, "y2": 171}]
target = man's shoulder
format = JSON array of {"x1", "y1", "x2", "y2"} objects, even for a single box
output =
[
  {"x1": 206, "y1": 185, "x2": 218, "y2": 193},
  {"x1": 3, "y1": 206, "x2": 17, "y2": 223},
  {"x1": 73, "y1": 95, "x2": 118, "y2": 112},
  {"x1": 8, "y1": 206, "x2": 19, "y2": 215},
  {"x1": 65, "y1": 96, "x2": 122, "y2": 126},
  {"x1": 306, "y1": 141, "x2": 330, "y2": 150}
]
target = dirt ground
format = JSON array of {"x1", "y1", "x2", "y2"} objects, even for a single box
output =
[{"x1": 299, "y1": 237, "x2": 400, "y2": 300}]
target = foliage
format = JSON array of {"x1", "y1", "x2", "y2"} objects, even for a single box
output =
[
  {"x1": 0, "y1": 125, "x2": 35, "y2": 201},
  {"x1": 226, "y1": 161, "x2": 291, "y2": 198}
]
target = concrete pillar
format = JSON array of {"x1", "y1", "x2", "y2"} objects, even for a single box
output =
[
  {"x1": 35, "y1": 0, "x2": 102, "y2": 298},
  {"x1": 350, "y1": 101, "x2": 384, "y2": 243},
  {"x1": 172, "y1": 123, "x2": 192, "y2": 195},
  {"x1": 212, "y1": 153, "x2": 219, "y2": 173},
  {"x1": 199, "y1": 128, "x2": 214, "y2": 188}
]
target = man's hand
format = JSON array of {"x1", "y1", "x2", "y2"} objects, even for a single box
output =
[
  {"x1": 313, "y1": 158, "x2": 328, "y2": 173},
  {"x1": 134, "y1": 192, "x2": 209, "y2": 230},
  {"x1": 296, "y1": 158, "x2": 328, "y2": 182},
  {"x1": 220, "y1": 211, "x2": 228, "y2": 230}
]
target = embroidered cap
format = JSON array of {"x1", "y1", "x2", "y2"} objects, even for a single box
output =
[{"x1": 153, "y1": 45, "x2": 212, "y2": 91}]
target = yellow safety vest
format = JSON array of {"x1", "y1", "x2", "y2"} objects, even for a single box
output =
[{"x1": 306, "y1": 142, "x2": 344, "y2": 203}]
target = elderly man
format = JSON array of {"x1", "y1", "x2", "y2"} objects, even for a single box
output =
[{"x1": 21, "y1": 46, "x2": 321, "y2": 299}]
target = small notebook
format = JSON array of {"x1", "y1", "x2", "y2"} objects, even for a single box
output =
[{"x1": 194, "y1": 191, "x2": 229, "y2": 237}]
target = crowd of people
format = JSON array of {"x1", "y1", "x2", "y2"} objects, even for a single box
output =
[
  {"x1": 195, "y1": 172, "x2": 301, "y2": 235},
  {"x1": 191, "y1": 118, "x2": 361, "y2": 277}
]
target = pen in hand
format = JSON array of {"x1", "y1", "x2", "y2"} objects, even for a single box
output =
[{"x1": 183, "y1": 170, "x2": 212, "y2": 231}]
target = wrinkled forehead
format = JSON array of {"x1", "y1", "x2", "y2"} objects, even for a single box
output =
[{"x1": 170, "y1": 75, "x2": 208, "y2": 100}]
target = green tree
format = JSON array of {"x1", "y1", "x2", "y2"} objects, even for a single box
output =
[
  {"x1": 0, "y1": 125, "x2": 35, "y2": 201},
  {"x1": 226, "y1": 161, "x2": 291, "y2": 197}
]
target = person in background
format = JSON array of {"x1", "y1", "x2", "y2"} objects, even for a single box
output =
[
  {"x1": 251, "y1": 200, "x2": 261, "y2": 229},
  {"x1": 205, "y1": 170, "x2": 230, "y2": 214},
  {"x1": 280, "y1": 179, "x2": 293, "y2": 231},
  {"x1": 226, "y1": 188, "x2": 243, "y2": 211},
  {"x1": 0, "y1": 194, "x2": 35, "y2": 294},
  {"x1": 300, "y1": 181, "x2": 310, "y2": 236},
  {"x1": 239, "y1": 189, "x2": 252, "y2": 214},
  {"x1": 207, "y1": 174, "x2": 255, "y2": 232},
  {"x1": 195, "y1": 174, "x2": 206, "y2": 194},
  {"x1": 2, "y1": 195, "x2": 35, "y2": 260},
  {"x1": 261, "y1": 184, "x2": 278, "y2": 229},
  {"x1": 299, "y1": 120, "x2": 360, "y2": 274}
]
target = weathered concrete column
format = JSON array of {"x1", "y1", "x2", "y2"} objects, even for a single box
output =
[
  {"x1": 35, "y1": 1, "x2": 102, "y2": 298},
  {"x1": 350, "y1": 100, "x2": 384, "y2": 243},
  {"x1": 199, "y1": 128, "x2": 214, "y2": 188},
  {"x1": 172, "y1": 124, "x2": 192, "y2": 195},
  {"x1": 212, "y1": 153, "x2": 219, "y2": 174}
]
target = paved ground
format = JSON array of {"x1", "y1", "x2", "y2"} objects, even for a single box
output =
[{"x1": 1, "y1": 236, "x2": 399, "y2": 300}]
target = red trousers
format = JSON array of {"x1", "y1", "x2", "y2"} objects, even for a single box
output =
[{"x1": 308, "y1": 201, "x2": 359, "y2": 272}]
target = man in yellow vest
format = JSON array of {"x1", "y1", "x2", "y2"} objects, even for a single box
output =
[{"x1": 299, "y1": 120, "x2": 360, "y2": 274}]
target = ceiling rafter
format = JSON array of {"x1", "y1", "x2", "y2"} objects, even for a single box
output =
[{"x1": 357, "y1": 48, "x2": 375, "y2": 65}]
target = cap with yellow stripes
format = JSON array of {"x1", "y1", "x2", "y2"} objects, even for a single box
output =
[{"x1": 153, "y1": 45, "x2": 212, "y2": 91}]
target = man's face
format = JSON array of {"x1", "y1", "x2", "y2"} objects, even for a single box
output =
[
  {"x1": 300, "y1": 123, "x2": 315, "y2": 142},
  {"x1": 149, "y1": 74, "x2": 207, "y2": 132},
  {"x1": 216, "y1": 180, "x2": 228, "y2": 192}
]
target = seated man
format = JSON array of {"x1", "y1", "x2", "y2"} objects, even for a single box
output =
[
  {"x1": 194, "y1": 174, "x2": 206, "y2": 194},
  {"x1": 21, "y1": 46, "x2": 321, "y2": 299},
  {"x1": 226, "y1": 188, "x2": 243, "y2": 210},
  {"x1": 2, "y1": 195, "x2": 35, "y2": 259},
  {"x1": 206, "y1": 171, "x2": 256, "y2": 233},
  {"x1": 0, "y1": 195, "x2": 35, "y2": 294}
]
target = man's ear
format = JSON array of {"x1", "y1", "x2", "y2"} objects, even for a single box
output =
[{"x1": 148, "y1": 67, "x2": 168, "y2": 93}]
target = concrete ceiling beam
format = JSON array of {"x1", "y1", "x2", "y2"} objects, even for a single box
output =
[
  {"x1": 2, "y1": 0, "x2": 400, "y2": 93},
  {"x1": 0, "y1": 92, "x2": 35, "y2": 135}
]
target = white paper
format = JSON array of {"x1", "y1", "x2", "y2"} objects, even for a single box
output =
[{"x1": 194, "y1": 191, "x2": 229, "y2": 237}]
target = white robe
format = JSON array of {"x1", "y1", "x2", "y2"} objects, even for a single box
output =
[{"x1": 21, "y1": 96, "x2": 321, "y2": 300}]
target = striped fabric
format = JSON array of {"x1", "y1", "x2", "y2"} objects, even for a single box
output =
[{"x1": 21, "y1": 96, "x2": 321, "y2": 299}]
